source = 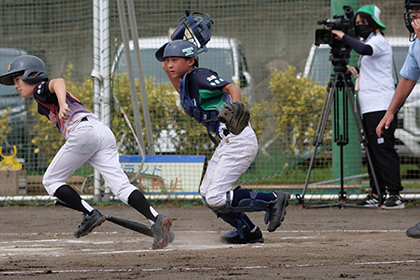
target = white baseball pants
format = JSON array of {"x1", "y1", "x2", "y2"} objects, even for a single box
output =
[
  {"x1": 200, "y1": 125, "x2": 258, "y2": 209},
  {"x1": 43, "y1": 117, "x2": 137, "y2": 204}
]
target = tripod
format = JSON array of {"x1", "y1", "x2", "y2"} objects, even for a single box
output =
[{"x1": 296, "y1": 66, "x2": 383, "y2": 209}]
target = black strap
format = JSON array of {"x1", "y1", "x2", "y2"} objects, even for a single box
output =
[
  {"x1": 208, "y1": 128, "x2": 219, "y2": 146},
  {"x1": 204, "y1": 114, "x2": 221, "y2": 145},
  {"x1": 392, "y1": 55, "x2": 400, "y2": 88},
  {"x1": 392, "y1": 55, "x2": 404, "y2": 113}
]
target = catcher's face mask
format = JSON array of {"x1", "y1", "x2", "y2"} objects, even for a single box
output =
[
  {"x1": 170, "y1": 10, "x2": 213, "y2": 54},
  {"x1": 404, "y1": 0, "x2": 420, "y2": 39}
]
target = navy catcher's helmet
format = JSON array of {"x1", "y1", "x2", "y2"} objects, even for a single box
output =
[
  {"x1": 155, "y1": 40, "x2": 199, "y2": 67},
  {"x1": 404, "y1": 0, "x2": 420, "y2": 10},
  {"x1": 0, "y1": 55, "x2": 48, "y2": 85},
  {"x1": 404, "y1": 0, "x2": 420, "y2": 36}
]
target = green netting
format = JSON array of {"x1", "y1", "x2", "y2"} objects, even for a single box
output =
[{"x1": 0, "y1": 0, "x2": 415, "y2": 198}]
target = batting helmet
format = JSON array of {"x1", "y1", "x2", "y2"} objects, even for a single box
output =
[
  {"x1": 0, "y1": 55, "x2": 48, "y2": 86},
  {"x1": 404, "y1": 0, "x2": 420, "y2": 34},
  {"x1": 155, "y1": 40, "x2": 199, "y2": 67}
]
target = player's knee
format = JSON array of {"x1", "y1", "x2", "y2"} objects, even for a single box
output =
[{"x1": 205, "y1": 194, "x2": 226, "y2": 210}]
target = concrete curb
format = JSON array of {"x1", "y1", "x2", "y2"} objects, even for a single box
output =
[{"x1": 1, "y1": 193, "x2": 420, "y2": 202}]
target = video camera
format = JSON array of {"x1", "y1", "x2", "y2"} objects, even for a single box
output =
[
  {"x1": 315, "y1": 6, "x2": 356, "y2": 72},
  {"x1": 315, "y1": 6, "x2": 355, "y2": 46}
]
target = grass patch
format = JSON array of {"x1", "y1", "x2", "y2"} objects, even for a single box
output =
[{"x1": 240, "y1": 162, "x2": 420, "y2": 186}]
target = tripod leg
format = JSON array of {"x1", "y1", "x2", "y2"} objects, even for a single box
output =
[
  {"x1": 298, "y1": 76, "x2": 338, "y2": 207},
  {"x1": 342, "y1": 74, "x2": 383, "y2": 204},
  {"x1": 297, "y1": 146, "x2": 319, "y2": 207},
  {"x1": 301, "y1": 72, "x2": 381, "y2": 209},
  {"x1": 333, "y1": 76, "x2": 349, "y2": 206}
]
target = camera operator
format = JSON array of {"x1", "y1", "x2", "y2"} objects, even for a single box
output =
[{"x1": 332, "y1": 5, "x2": 404, "y2": 209}]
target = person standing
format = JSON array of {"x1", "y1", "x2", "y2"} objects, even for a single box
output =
[{"x1": 332, "y1": 5, "x2": 404, "y2": 209}]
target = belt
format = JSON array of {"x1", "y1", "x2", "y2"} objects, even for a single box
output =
[
  {"x1": 81, "y1": 116, "x2": 88, "y2": 122},
  {"x1": 218, "y1": 128, "x2": 230, "y2": 138}
]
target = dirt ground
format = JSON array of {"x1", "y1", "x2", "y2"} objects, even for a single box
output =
[{"x1": 1, "y1": 202, "x2": 420, "y2": 280}]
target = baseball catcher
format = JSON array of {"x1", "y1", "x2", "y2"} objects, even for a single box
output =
[{"x1": 156, "y1": 36, "x2": 290, "y2": 244}]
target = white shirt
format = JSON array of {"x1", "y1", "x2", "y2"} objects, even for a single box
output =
[{"x1": 358, "y1": 33, "x2": 395, "y2": 114}]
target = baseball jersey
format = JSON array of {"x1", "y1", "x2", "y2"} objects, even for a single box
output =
[
  {"x1": 400, "y1": 38, "x2": 420, "y2": 81},
  {"x1": 358, "y1": 33, "x2": 395, "y2": 114},
  {"x1": 33, "y1": 80, "x2": 95, "y2": 139},
  {"x1": 187, "y1": 68, "x2": 232, "y2": 111}
]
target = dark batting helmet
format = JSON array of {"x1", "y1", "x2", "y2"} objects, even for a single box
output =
[
  {"x1": 404, "y1": 0, "x2": 420, "y2": 35},
  {"x1": 0, "y1": 55, "x2": 48, "y2": 86},
  {"x1": 155, "y1": 40, "x2": 199, "y2": 67}
]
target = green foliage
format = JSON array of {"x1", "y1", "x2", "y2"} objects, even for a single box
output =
[
  {"x1": 0, "y1": 108, "x2": 12, "y2": 145},
  {"x1": 252, "y1": 66, "x2": 327, "y2": 157},
  {"x1": 112, "y1": 73, "x2": 216, "y2": 157}
]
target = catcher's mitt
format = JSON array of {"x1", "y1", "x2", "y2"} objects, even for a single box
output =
[{"x1": 217, "y1": 101, "x2": 250, "y2": 135}]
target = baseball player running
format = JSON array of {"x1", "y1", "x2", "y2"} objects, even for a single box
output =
[
  {"x1": 0, "y1": 55, "x2": 172, "y2": 249},
  {"x1": 156, "y1": 39, "x2": 290, "y2": 244}
]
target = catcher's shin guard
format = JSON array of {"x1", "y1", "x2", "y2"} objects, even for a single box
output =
[
  {"x1": 216, "y1": 211, "x2": 251, "y2": 239},
  {"x1": 202, "y1": 195, "x2": 252, "y2": 239},
  {"x1": 226, "y1": 191, "x2": 273, "y2": 212}
]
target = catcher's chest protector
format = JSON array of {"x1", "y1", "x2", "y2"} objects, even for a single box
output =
[{"x1": 178, "y1": 68, "x2": 220, "y2": 133}]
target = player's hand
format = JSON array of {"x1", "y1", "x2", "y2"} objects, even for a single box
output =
[
  {"x1": 59, "y1": 103, "x2": 71, "y2": 121},
  {"x1": 412, "y1": 18, "x2": 420, "y2": 39},
  {"x1": 376, "y1": 113, "x2": 394, "y2": 138},
  {"x1": 331, "y1": 30, "x2": 345, "y2": 40}
]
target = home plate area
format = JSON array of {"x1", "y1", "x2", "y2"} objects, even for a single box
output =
[{"x1": 0, "y1": 205, "x2": 419, "y2": 279}]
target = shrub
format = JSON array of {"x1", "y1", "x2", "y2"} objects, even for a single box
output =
[{"x1": 252, "y1": 66, "x2": 327, "y2": 157}]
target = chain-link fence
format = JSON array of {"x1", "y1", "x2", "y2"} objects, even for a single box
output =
[{"x1": 0, "y1": 0, "x2": 416, "y2": 199}]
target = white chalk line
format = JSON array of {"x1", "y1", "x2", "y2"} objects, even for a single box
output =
[
  {"x1": 0, "y1": 228, "x2": 416, "y2": 276},
  {"x1": 284, "y1": 259, "x2": 420, "y2": 268},
  {"x1": 0, "y1": 228, "x2": 404, "y2": 253},
  {"x1": 0, "y1": 229, "x2": 407, "y2": 259},
  {"x1": 0, "y1": 228, "x2": 406, "y2": 237},
  {"x1": 2, "y1": 260, "x2": 419, "y2": 276}
]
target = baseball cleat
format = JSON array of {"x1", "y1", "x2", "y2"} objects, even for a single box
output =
[
  {"x1": 220, "y1": 227, "x2": 264, "y2": 244},
  {"x1": 151, "y1": 214, "x2": 173, "y2": 249},
  {"x1": 74, "y1": 209, "x2": 106, "y2": 238},
  {"x1": 406, "y1": 222, "x2": 420, "y2": 239},
  {"x1": 267, "y1": 192, "x2": 290, "y2": 232},
  {"x1": 168, "y1": 231, "x2": 175, "y2": 243}
]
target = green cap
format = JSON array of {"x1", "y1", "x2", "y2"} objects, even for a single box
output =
[{"x1": 357, "y1": 5, "x2": 386, "y2": 30}]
